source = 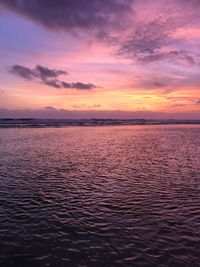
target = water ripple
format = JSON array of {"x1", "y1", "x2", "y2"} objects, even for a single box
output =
[{"x1": 0, "y1": 125, "x2": 200, "y2": 266}]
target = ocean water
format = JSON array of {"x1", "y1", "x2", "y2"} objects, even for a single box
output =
[{"x1": 0, "y1": 125, "x2": 200, "y2": 267}]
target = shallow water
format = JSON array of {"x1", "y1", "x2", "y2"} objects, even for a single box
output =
[{"x1": 0, "y1": 125, "x2": 200, "y2": 267}]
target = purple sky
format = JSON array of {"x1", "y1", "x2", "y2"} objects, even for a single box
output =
[{"x1": 0, "y1": 0, "x2": 200, "y2": 119}]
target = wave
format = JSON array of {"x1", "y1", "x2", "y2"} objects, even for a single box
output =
[{"x1": 0, "y1": 118, "x2": 200, "y2": 128}]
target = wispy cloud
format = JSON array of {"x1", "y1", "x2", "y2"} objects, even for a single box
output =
[
  {"x1": 118, "y1": 17, "x2": 173, "y2": 59},
  {"x1": 117, "y1": 15, "x2": 198, "y2": 65},
  {"x1": 139, "y1": 50, "x2": 196, "y2": 65}
]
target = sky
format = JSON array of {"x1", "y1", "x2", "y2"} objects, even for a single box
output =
[{"x1": 0, "y1": 0, "x2": 200, "y2": 119}]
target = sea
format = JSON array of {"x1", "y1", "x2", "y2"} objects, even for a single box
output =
[{"x1": 0, "y1": 122, "x2": 200, "y2": 266}]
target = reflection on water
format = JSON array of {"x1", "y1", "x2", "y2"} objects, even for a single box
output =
[{"x1": 0, "y1": 125, "x2": 200, "y2": 266}]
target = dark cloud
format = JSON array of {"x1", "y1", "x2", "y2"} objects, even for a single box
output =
[
  {"x1": 35, "y1": 65, "x2": 67, "y2": 79},
  {"x1": 72, "y1": 82, "x2": 95, "y2": 90},
  {"x1": 10, "y1": 65, "x2": 67, "y2": 81},
  {"x1": 44, "y1": 79, "x2": 62, "y2": 89},
  {"x1": 9, "y1": 64, "x2": 96, "y2": 90},
  {"x1": 10, "y1": 65, "x2": 35, "y2": 80},
  {"x1": 61, "y1": 81, "x2": 96, "y2": 90},
  {"x1": 0, "y1": 0, "x2": 133, "y2": 35},
  {"x1": 64, "y1": 82, "x2": 96, "y2": 90},
  {"x1": 196, "y1": 99, "x2": 200, "y2": 104}
]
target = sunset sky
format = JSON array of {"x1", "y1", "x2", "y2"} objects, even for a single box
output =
[{"x1": 0, "y1": 0, "x2": 200, "y2": 119}]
